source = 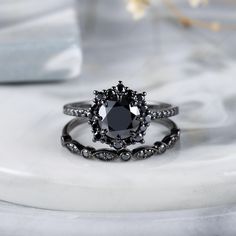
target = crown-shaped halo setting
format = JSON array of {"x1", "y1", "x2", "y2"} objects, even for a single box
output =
[{"x1": 88, "y1": 81, "x2": 152, "y2": 149}]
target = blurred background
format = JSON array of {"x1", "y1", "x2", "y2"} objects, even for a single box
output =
[{"x1": 1, "y1": 0, "x2": 236, "y2": 235}]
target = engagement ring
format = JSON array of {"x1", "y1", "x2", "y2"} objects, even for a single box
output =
[{"x1": 62, "y1": 81, "x2": 180, "y2": 161}]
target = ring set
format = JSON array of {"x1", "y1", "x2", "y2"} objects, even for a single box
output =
[{"x1": 61, "y1": 81, "x2": 180, "y2": 161}]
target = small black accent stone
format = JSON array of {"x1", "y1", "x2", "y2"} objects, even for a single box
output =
[
  {"x1": 107, "y1": 89, "x2": 116, "y2": 99},
  {"x1": 61, "y1": 135, "x2": 72, "y2": 146},
  {"x1": 94, "y1": 133, "x2": 102, "y2": 140},
  {"x1": 137, "y1": 93, "x2": 144, "y2": 101},
  {"x1": 117, "y1": 83, "x2": 125, "y2": 92},
  {"x1": 96, "y1": 92, "x2": 105, "y2": 100}
]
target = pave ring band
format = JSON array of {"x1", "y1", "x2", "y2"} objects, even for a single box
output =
[
  {"x1": 61, "y1": 118, "x2": 180, "y2": 161},
  {"x1": 63, "y1": 101, "x2": 179, "y2": 120},
  {"x1": 62, "y1": 81, "x2": 180, "y2": 159}
]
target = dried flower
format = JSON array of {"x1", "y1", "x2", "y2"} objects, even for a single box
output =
[
  {"x1": 126, "y1": 0, "x2": 150, "y2": 19},
  {"x1": 188, "y1": 0, "x2": 208, "y2": 8}
]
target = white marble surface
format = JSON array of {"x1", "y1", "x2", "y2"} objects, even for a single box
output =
[
  {"x1": 0, "y1": 201, "x2": 236, "y2": 236},
  {"x1": 0, "y1": 0, "x2": 82, "y2": 82},
  {"x1": 0, "y1": 0, "x2": 236, "y2": 234}
]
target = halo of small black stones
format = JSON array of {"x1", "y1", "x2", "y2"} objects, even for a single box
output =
[
  {"x1": 88, "y1": 81, "x2": 151, "y2": 150},
  {"x1": 61, "y1": 127, "x2": 180, "y2": 161}
]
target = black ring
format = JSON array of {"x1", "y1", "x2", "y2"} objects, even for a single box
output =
[
  {"x1": 61, "y1": 118, "x2": 180, "y2": 161},
  {"x1": 62, "y1": 81, "x2": 180, "y2": 151},
  {"x1": 63, "y1": 101, "x2": 179, "y2": 120}
]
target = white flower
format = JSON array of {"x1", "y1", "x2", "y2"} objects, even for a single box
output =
[
  {"x1": 188, "y1": 0, "x2": 208, "y2": 8},
  {"x1": 126, "y1": 0, "x2": 209, "y2": 20},
  {"x1": 126, "y1": 0, "x2": 150, "y2": 20}
]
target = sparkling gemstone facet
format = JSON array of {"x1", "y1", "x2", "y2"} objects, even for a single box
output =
[{"x1": 98, "y1": 97, "x2": 140, "y2": 139}]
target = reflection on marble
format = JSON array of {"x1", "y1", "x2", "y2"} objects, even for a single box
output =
[
  {"x1": 1, "y1": 0, "x2": 236, "y2": 234},
  {"x1": 0, "y1": 0, "x2": 82, "y2": 83}
]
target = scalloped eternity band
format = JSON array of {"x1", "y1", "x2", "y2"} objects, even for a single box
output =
[{"x1": 62, "y1": 81, "x2": 180, "y2": 161}]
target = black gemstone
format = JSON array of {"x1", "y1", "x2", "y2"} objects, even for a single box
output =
[
  {"x1": 137, "y1": 93, "x2": 144, "y2": 101},
  {"x1": 117, "y1": 83, "x2": 124, "y2": 92},
  {"x1": 94, "y1": 132, "x2": 102, "y2": 140},
  {"x1": 127, "y1": 89, "x2": 133, "y2": 97},
  {"x1": 107, "y1": 89, "x2": 117, "y2": 99},
  {"x1": 98, "y1": 95, "x2": 140, "y2": 139},
  {"x1": 96, "y1": 92, "x2": 105, "y2": 100}
]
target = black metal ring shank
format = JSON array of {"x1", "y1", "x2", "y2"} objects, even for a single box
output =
[
  {"x1": 61, "y1": 118, "x2": 180, "y2": 161},
  {"x1": 63, "y1": 101, "x2": 179, "y2": 119}
]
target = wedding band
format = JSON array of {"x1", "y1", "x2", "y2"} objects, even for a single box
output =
[{"x1": 61, "y1": 117, "x2": 180, "y2": 161}]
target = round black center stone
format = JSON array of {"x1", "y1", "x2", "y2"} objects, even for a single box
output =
[{"x1": 98, "y1": 97, "x2": 140, "y2": 139}]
